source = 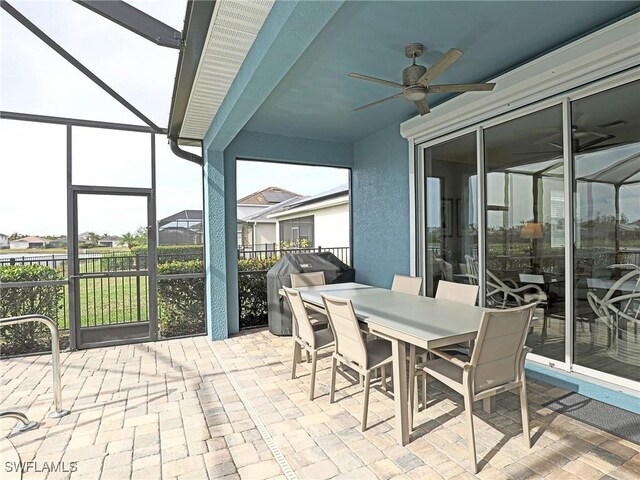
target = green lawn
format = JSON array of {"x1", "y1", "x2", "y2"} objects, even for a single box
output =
[{"x1": 78, "y1": 276, "x2": 149, "y2": 327}]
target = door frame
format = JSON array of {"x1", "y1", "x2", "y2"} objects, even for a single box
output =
[{"x1": 68, "y1": 186, "x2": 158, "y2": 349}]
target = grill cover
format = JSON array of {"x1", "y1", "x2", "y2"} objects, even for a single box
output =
[{"x1": 267, "y1": 252, "x2": 355, "y2": 336}]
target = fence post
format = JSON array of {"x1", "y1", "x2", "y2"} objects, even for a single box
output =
[
  {"x1": 318, "y1": 246, "x2": 322, "y2": 252},
  {"x1": 10, "y1": 257, "x2": 15, "y2": 266},
  {"x1": 135, "y1": 253, "x2": 141, "y2": 321}
]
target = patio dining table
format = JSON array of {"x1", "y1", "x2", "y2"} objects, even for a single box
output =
[{"x1": 293, "y1": 282, "x2": 486, "y2": 445}]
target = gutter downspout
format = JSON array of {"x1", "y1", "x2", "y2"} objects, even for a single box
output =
[{"x1": 170, "y1": 138, "x2": 202, "y2": 165}]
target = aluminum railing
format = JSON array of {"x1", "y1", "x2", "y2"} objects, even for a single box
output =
[{"x1": 0, "y1": 314, "x2": 70, "y2": 433}]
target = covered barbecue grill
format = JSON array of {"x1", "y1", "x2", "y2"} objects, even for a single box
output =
[{"x1": 267, "y1": 252, "x2": 355, "y2": 336}]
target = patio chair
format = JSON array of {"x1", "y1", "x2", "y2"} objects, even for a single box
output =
[
  {"x1": 321, "y1": 294, "x2": 394, "y2": 431},
  {"x1": 464, "y1": 255, "x2": 545, "y2": 308},
  {"x1": 415, "y1": 303, "x2": 536, "y2": 473},
  {"x1": 390, "y1": 274, "x2": 423, "y2": 390},
  {"x1": 587, "y1": 267, "x2": 640, "y2": 366},
  {"x1": 410, "y1": 281, "x2": 479, "y2": 413},
  {"x1": 391, "y1": 274, "x2": 424, "y2": 295},
  {"x1": 284, "y1": 287, "x2": 335, "y2": 400},
  {"x1": 290, "y1": 272, "x2": 329, "y2": 326}
]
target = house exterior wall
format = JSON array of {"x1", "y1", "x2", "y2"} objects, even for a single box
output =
[
  {"x1": 275, "y1": 203, "x2": 350, "y2": 248},
  {"x1": 0, "y1": 235, "x2": 8, "y2": 248},
  {"x1": 353, "y1": 123, "x2": 410, "y2": 288},
  {"x1": 10, "y1": 241, "x2": 44, "y2": 249},
  {"x1": 255, "y1": 223, "x2": 276, "y2": 246}
]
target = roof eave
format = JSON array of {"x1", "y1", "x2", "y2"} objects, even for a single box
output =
[{"x1": 167, "y1": 0, "x2": 216, "y2": 144}]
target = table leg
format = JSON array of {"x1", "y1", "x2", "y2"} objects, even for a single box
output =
[
  {"x1": 408, "y1": 344, "x2": 416, "y2": 430},
  {"x1": 483, "y1": 396, "x2": 495, "y2": 414},
  {"x1": 391, "y1": 338, "x2": 409, "y2": 446}
]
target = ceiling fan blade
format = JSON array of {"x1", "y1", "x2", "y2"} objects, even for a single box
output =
[
  {"x1": 513, "y1": 151, "x2": 559, "y2": 156},
  {"x1": 348, "y1": 73, "x2": 404, "y2": 89},
  {"x1": 353, "y1": 93, "x2": 402, "y2": 111},
  {"x1": 415, "y1": 99, "x2": 430, "y2": 115},
  {"x1": 418, "y1": 48, "x2": 463, "y2": 85},
  {"x1": 577, "y1": 134, "x2": 615, "y2": 151},
  {"x1": 427, "y1": 83, "x2": 495, "y2": 93}
]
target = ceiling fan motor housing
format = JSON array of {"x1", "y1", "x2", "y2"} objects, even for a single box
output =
[{"x1": 402, "y1": 64, "x2": 427, "y2": 86}]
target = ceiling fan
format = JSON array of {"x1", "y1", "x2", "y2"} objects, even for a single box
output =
[
  {"x1": 514, "y1": 116, "x2": 620, "y2": 157},
  {"x1": 348, "y1": 43, "x2": 496, "y2": 116}
]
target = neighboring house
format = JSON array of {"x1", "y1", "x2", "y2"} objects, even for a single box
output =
[
  {"x1": 0, "y1": 233, "x2": 8, "y2": 249},
  {"x1": 270, "y1": 185, "x2": 350, "y2": 248},
  {"x1": 9, "y1": 236, "x2": 48, "y2": 249},
  {"x1": 97, "y1": 237, "x2": 123, "y2": 248},
  {"x1": 157, "y1": 210, "x2": 203, "y2": 245},
  {"x1": 77, "y1": 231, "x2": 93, "y2": 243},
  {"x1": 237, "y1": 187, "x2": 299, "y2": 246},
  {"x1": 238, "y1": 184, "x2": 350, "y2": 249},
  {"x1": 238, "y1": 195, "x2": 303, "y2": 249}
]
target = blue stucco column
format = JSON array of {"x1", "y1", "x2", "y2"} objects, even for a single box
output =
[{"x1": 204, "y1": 147, "x2": 239, "y2": 339}]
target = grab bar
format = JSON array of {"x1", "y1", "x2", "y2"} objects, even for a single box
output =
[{"x1": 0, "y1": 315, "x2": 70, "y2": 427}]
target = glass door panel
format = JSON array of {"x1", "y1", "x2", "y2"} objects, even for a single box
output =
[
  {"x1": 74, "y1": 193, "x2": 151, "y2": 346},
  {"x1": 484, "y1": 105, "x2": 566, "y2": 360},
  {"x1": 423, "y1": 133, "x2": 477, "y2": 297},
  {"x1": 572, "y1": 80, "x2": 640, "y2": 381}
]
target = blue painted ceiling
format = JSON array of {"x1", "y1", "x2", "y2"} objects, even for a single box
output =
[{"x1": 243, "y1": 1, "x2": 639, "y2": 143}]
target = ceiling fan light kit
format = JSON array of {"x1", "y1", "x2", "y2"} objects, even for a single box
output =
[{"x1": 349, "y1": 42, "x2": 496, "y2": 116}]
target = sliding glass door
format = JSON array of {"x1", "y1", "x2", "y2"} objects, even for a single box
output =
[
  {"x1": 418, "y1": 75, "x2": 640, "y2": 387},
  {"x1": 572, "y1": 80, "x2": 640, "y2": 382},
  {"x1": 423, "y1": 133, "x2": 477, "y2": 297},
  {"x1": 484, "y1": 106, "x2": 566, "y2": 360}
]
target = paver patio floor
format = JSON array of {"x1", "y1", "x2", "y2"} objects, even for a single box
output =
[{"x1": 1, "y1": 330, "x2": 639, "y2": 480}]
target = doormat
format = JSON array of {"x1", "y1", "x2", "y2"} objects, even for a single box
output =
[{"x1": 543, "y1": 392, "x2": 640, "y2": 445}]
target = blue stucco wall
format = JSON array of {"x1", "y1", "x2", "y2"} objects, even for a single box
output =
[
  {"x1": 353, "y1": 123, "x2": 410, "y2": 288},
  {"x1": 226, "y1": 130, "x2": 354, "y2": 168}
]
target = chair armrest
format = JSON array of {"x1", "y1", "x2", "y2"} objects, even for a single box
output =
[{"x1": 430, "y1": 348, "x2": 471, "y2": 370}]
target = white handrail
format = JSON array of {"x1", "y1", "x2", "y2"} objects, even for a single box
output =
[{"x1": 1, "y1": 314, "x2": 70, "y2": 419}]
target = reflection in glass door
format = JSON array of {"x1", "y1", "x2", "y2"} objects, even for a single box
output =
[
  {"x1": 72, "y1": 193, "x2": 155, "y2": 347},
  {"x1": 423, "y1": 133, "x2": 477, "y2": 297},
  {"x1": 484, "y1": 105, "x2": 566, "y2": 361},
  {"x1": 572, "y1": 80, "x2": 640, "y2": 382}
]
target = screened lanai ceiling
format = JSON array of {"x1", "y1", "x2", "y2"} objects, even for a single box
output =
[{"x1": 0, "y1": 0, "x2": 186, "y2": 127}]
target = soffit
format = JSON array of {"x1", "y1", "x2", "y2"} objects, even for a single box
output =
[{"x1": 179, "y1": 0, "x2": 274, "y2": 140}]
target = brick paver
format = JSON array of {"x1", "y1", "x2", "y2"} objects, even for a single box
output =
[{"x1": 1, "y1": 331, "x2": 638, "y2": 479}]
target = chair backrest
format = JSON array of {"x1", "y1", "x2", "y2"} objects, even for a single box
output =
[
  {"x1": 290, "y1": 271, "x2": 326, "y2": 288},
  {"x1": 469, "y1": 303, "x2": 535, "y2": 394},
  {"x1": 391, "y1": 274, "x2": 423, "y2": 296},
  {"x1": 283, "y1": 287, "x2": 316, "y2": 348},
  {"x1": 435, "y1": 281, "x2": 479, "y2": 306},
  {"x1": 321, "y1": 294, "x2": 367, "y2": 368},
  {"x1": 465, "y1": 255, "x2": 479, "y2": 285},
  {"x1": 587, "y1": 268, "x2": 640, "y2": 328}
]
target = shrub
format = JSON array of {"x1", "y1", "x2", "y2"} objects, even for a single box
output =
[
  {"x1": 0, "y1": 265, "x2": 66, "y2": 356},
  {"x1": 238, "y1": 256, "x2": 280, "y2": 329},
  {"x1": 133, "y1": 244, "x2": 204, "y2": 266},
  {"x1": 100, "y1": 252, "x2": 144, "y2": 272},
  {"x1": 157, "y1": 260, "x2": 205, "y2": 337},
  {"x1": 238, "y1": 256, "x2": 279, "y2": 272}
]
